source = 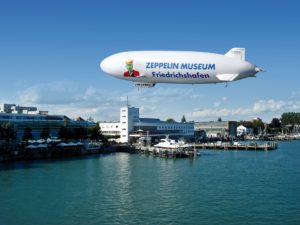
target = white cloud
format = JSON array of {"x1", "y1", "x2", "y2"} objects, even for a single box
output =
[
  {"x1": 186, "y1": 98, "x2": 300, "y2": 122},
  {"x1": 139, "y1": 105, "x2": 159, "y2": 118},
  {"x1": 252, "y1": 99, "x2": 300, "y2": 113},
  {"x1": 19, "y1": 81, "x2": 77, "y2": 105},
  {"x1": 214, "y1": 102, "x2": 221, "y2": 107},
  {"x1": 253, "y1": 99, "x2": 286, "y2": 113},
  {"x1": 231, "y1": 108, "x2": 251, "y2": 116},
  {"x1": 213, "y1": 96, "x2": 227, "y2": 108},
  {"x1": 188, "y1": 108, "x2": 231, "y2": 118},
  {"x1": 187, "y1": 107, "x2": 253, "y2": 120},
  {"x1": 291, "y1": 90, "x2": 300, "y2": 97},
  {"x1": 17, "y1": 81, "x2": 126, "y2": 121},
  {"x1": 125, "y1": 87, "x2": 203, "y2": 105},
  {"x1": 13, "y1": 81, "x2": 300, "y2": 123},
  {"x1": 15, "y1": 82, "x2": 205, "y2": 121}
]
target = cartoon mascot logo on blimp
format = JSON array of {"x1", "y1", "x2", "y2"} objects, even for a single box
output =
[{"x1": 124, "y1": 59, "x2": 140, "y2": 77}]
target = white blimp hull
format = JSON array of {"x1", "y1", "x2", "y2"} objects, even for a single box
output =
[{"x1": 100, "y1": 48, "x2": 262, "y2": 88}]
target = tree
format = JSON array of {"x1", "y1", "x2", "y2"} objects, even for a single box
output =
[
  {"x1": 238, "y1": 120, "x2": 253, "y2": 129},
  {"x1": 166, "y1": 118, "x2": 176, "y2": 123},
  {"x1": 0, "y1": 123, "x2": 16, "y2": 142},
  {"x1": 281, "y1": 112, "x2": 300, "y2": 125},
  {"x1": 181, "y1": 115, "x2": 186, "y2": 123},
  {"x1": 22, "y1": 127, "x2": 33, "y2": 141},
  {"x1": 269, "y1": 118, "x2": 281, "y2": 128},
  {"x1": 88, "y1": 123, "x2": 107, "y2": 142},
  {"x1": 252, "y1": 118, "x2": 264, "y2": 135},
  {"x1": 281, "y1": 112, "x2": 300, "y2": 132},
  {"x1": 268, "y1": 118, "x2": 282, "y2": 134},
  {"x1": 88, "y1": 124, "x2": 101, "y2": 141}
]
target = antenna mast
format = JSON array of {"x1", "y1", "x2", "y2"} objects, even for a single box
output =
[{"x1": 126, "y1": 96, "x2": 130, "y2": 107}]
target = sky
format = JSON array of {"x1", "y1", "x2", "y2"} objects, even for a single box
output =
[{"x1": 0, "y1": 0, "x2": 300, "y2": 123}]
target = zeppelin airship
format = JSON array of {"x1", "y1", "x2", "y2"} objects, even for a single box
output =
[{"x1": 100, "y1": 48, "x2": 262, "y2": 88}]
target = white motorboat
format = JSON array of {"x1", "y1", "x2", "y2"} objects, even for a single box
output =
[{"x1": 153, "y1": 136, "x2": 191, "y2": 151}]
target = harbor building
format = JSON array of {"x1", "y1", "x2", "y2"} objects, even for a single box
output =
[
  {"x1": 100, "y1": 106, "x2": 194, "y2": 143},
  {"x1": 0, "y1": 103, "x2": 95, "y2": 141},
  {"x1": 100, "y1": 122, "x2": 120, "y2": 137},
  {"x1": 120, "y1": 106, "x2": 140, "y2": 143},
  {"x1": 237, "y1": 125, "x2": 254, "y2": 136},
  {"x1": 194, "y1": 121, "x2": 237, "y2": 139}
]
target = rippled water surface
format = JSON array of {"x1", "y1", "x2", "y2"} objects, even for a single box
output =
[{"x1": 1, "y1": 142, "x2": 300, "y2": 225}]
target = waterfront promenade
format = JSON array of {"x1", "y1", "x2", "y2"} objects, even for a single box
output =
[{"x1": 0, "y1": 142, "x2": 133, "y2": 162}]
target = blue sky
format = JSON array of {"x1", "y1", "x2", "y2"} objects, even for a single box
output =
[{"x1": 1, "y1": 0, "x2": 300, "y2": 122}]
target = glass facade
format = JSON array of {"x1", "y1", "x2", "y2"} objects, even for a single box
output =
[{"x1": 0, "y1": 113, "x2": 95, "y2": 140}]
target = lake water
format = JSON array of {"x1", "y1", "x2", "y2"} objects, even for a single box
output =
[{"x1": 1, "y1": 142, "x2": 300, "y2": 225}]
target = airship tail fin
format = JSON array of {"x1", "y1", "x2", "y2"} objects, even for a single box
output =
[{"x1": 225, "y1": 48, "x2": 245, "y2": 60}]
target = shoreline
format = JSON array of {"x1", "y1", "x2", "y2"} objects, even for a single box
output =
[{"x1": 0, "y1": 143, "x2": 136, "y2": 163}]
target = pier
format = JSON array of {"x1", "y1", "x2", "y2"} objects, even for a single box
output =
[
  {"x1": 133, "y1": 141, "x2": 278, "y2": 159},
  {"x1": 133, "y1": 144, "x2": 199, "y2": 158},
  {"x1": 194, "y1": 142, "x2": 278, "y2": 151}
]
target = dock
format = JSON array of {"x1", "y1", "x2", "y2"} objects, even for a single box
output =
[
  {"x1": 132, "y1": 141, "x2": 278, "y2": 159},
  {"x1": 134, "y1": 145, "x2": 199, "y2": 158},
  {"x1": 194, "y1": 142, "x2": 278, "y2": 151}
]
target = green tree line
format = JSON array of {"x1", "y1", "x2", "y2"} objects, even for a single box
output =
[
  {"x1": 238, "y1": 112, "x2": 300, "y2": 134},
  {"x1": 281, "y1": 112, "x2": 300, "y2": 126}
]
